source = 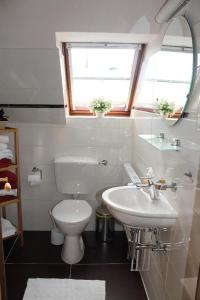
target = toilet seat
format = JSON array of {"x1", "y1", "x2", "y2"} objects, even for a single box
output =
[{"x1": 52, "y1": 199, "x2": 92, "y2": 224}]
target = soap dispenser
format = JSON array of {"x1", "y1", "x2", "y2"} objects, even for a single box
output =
[{"x1": 146, "y1": 167, "x2": 155, "y2": 179}]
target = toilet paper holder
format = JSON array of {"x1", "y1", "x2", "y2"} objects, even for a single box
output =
[{"x1": 32, "y1": 167, "x2": 42, "y2": 179}]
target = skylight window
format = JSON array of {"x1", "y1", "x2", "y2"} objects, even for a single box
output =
[{"x1": 63, "y1": 43, "x2": 144, "y2": 116}]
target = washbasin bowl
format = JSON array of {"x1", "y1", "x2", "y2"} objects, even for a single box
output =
[{"x1": 102, "y1": 186, "x2": 177, "y2": 228}]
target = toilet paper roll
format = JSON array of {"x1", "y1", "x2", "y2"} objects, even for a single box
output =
[{"x1": 28, "y1": 174, "x2": 42, "y2": 186}]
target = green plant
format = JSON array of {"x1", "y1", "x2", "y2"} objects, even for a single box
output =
[
  {"x1": 0, "y1": 109, "x2": 8, "y2": 121},
  {"x1": 156, "y1": 100, "x2": 174, "y2": 117},
  {"x1": 90, "y1": 97, "x2": 112, "y2": 114}
]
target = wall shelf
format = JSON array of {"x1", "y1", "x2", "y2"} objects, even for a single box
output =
[{"x1": 139, "y1": 134, "x2": 181, "y2": 151}]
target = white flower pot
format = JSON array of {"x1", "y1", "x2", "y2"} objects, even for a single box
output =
[
  {"x1": 95, "y1": 112, "x2": 105, "y2": 118},
  {"x1": 159, "y1": 112, "x2": 168, "y2": 118}
]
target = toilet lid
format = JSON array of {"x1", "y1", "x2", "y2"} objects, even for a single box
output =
[{"x1": 52, "y1": 200, "x2": 92, "y2": 223}]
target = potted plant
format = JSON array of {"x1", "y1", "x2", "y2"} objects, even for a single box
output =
[
  {"x1": 156, "y1": 100, "x2": 174, "y2": 118},
  {"x1": 90, "y1": 97, "x2": 112, "y2": 117},
  {"x1": 0, "y1": 109, "x2": 8, "y2": 128}
]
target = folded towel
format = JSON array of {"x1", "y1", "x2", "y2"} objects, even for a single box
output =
[
  {"x1": 0, "y1": 149, "x2": 14, "y2": 161},
  {"x1": 1, "y1": 217, "x2": 16, "y2": 238},
  {"x1": 0, "y1": 158, "x2": 13, "y2": 168},
  {"x1": 0, "y1": 135, "x2": 9, "y2": 144},
  {"x1": 0, "y1": 143, "x2": 7, "y2": 150},
  {"x1": 0, "y1": 189, "x2": 17, "y2": 196},
  {"x1": 0, "y1": 171, "x2": 17, "y2": 189},
  {"x1": 0, "y1": 195, "x2": 17, "y2": 202}
]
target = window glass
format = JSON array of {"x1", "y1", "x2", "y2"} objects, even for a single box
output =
[
  {"x1": 137, "y1": 49, "x2": 193, "y2": 109},
  {"x1": 68, "y1": 45, "x2": 139, "y2": 112}
]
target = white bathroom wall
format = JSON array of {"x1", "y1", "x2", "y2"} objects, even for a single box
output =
[
  {"x1": 6, "y1": 117, "x2": 132, "y2": 230},
  {"x1": 132, "y1": 112, "x2": 200, "y2": 299},
  {"x1": 130, "y1": 2, "x2": 200, "y2": 297}
]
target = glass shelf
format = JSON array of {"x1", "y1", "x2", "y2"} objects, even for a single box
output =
[{"x1": 139, "y1": 134, "x2": 181, "y2": 151}]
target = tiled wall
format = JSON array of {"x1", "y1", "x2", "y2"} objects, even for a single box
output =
[
  {"x1": 130, "y1": 12, "x2": 200, "y2": 299},
  {"x1": 131, "y1": 110, "x2": 200, "y2": 299},
  {"x1": 181, "y1": 164, "x2": 200, "y2": 300},
  {"x1": 6, "y1": 118, "x2": 132, "y2": 231}
]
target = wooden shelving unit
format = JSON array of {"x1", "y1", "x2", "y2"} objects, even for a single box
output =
[
  {"x1": 0, "y1": 208, "x2": 7, "y2": 300},
  {"x1": 0, "y1": 127, "x2": 23, "y2": 246},
  {"x1": 0, "y1": 127, "x2": 24, "y2": 300}
]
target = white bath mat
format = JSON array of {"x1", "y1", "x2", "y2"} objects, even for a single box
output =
[{"x1": 23, "y1": 278, "x2": 105, "y2": 300}]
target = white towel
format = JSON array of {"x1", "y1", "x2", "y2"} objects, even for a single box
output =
[
  {"x1": 23, "y1": 279, "x2": 106, "y2": 300},
  {"x1": 0, "y1": 189, "x2": 17, "y2": 196},
  {"x1": 1, "y1": 217, "x2": 16, "y2": 238},
  {"x1": 0, "y1": 135, "x2": 9, "y2": 144},
  {"x1": 0, "y1": 149, "x2": 14, "y2": 160},
  {"x1": 0, "y1": 143, "x2": 7, "y2": 150}
]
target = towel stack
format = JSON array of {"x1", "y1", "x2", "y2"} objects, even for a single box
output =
[
  {"x1": 0, "y1": 135, "x2": 14, "y2": 167},
  {"x1": 0, "y1": 170, "x2": 17, "y2": 200},
  {"x1": 0, "y1": 135, "x2": 9, "y2": 149},
  {"x1": 0, "y1": 189, "x2": 17, "y2": 197}
]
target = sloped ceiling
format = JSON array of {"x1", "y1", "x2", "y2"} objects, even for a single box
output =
[
  {"x1": 0, "y1": 0, "x2": 164, "y2": 48},
  {"x1": 1, "y1": 0, "x2": 200, "y2": 123}
]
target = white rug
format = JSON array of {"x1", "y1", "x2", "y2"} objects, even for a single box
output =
[{"x1": 23, "y1": 278, "x2": 105, "y2": 300}]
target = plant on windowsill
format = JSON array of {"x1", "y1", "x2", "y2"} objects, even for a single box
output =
[
  {"x1": 0, "y1": 109, "x2": 8, "y2": 128},
  {"x1": 90, "y1": 97, "x2": 112, "y2": 118},
  {"x1": 155, "y1": 100, "x2": 174, "y2": 118}
]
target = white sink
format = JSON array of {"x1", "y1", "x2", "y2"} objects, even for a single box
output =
[{"x1": 102, "y1": 186, "x2": 177, "y2": 228}]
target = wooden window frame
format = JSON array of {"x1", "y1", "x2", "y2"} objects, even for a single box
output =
[{"x1": 62, "y1": 42, "x2": 146, "y2": 117}]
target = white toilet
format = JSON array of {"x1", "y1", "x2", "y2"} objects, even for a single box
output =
[{"x1": 52, "y1": 156, "x2": 96, "y2": 264}]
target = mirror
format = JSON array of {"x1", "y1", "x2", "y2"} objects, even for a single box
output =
[{"x1": 137, "y1": 15, "x2": 196, "y2": 126}]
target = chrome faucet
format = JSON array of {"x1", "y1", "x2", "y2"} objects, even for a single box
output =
[
  {"x1": 136, "y1": 178, "x2": 159, "y2": 200},
  {"x1": 136, "y1": 177, "x2": 177, "y2": 200}
]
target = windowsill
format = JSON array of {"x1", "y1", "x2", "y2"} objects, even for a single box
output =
[
  {"x1": 133, "y1": 106, "x2": 154, "y2": 113},
  {"x1": 133, "y1": 107, "x2": 182, "y2": 118},
  {"x1": 66, "y1": 114, "x2": 133, "y2": 119},
  {"x1": 66, "y1": 109, "x2": 132, "y2": 118}
]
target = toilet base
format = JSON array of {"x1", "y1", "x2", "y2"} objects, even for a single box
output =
[{"x1": 61, "y1": 235, "x2": 85, "y2": 264}]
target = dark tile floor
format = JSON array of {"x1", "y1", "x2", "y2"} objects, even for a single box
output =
[{"x1": 4, "y1": 231, "x2": 147, "y2": 300}]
